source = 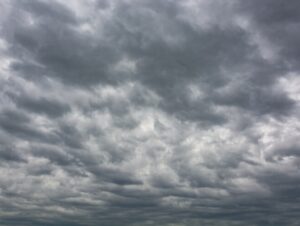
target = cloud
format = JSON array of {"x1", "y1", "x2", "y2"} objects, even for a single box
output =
[{"x1": 1, "y1": 0, "x2": 300, "y2": 225}]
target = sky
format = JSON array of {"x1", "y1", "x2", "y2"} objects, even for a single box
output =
[{"x1": 1, "y1": 0, "x2": 300, "y2": 225}]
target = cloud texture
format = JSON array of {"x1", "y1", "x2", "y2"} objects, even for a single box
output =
[{"x1": 1, "y1": 0, "x2": 300, "y2": 225}]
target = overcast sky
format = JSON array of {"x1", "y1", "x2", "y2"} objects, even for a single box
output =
[{"x1": 1, "y1": 0, "x2": 300, "y2": 225}]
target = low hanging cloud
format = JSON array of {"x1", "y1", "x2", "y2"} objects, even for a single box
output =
[{"x1": 1, "y1": 0, "x2": 300, "y2": 225}]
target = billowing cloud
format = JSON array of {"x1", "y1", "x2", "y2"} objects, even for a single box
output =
[{"x1": 1, "y1": 0, "x2": 300, "y2": 225}]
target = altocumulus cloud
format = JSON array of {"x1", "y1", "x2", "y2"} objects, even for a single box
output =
[{"x1": 1, "y1": 0, "x2": 300, "y2": 225}]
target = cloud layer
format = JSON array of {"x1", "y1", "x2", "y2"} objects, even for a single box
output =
[{"x1": 1, "y1": 0, "x2": 300, "y2": 225}]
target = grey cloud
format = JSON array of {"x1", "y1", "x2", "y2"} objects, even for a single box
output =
[
  {"x1": 0, "y1": 108, "x2": 61, "y2": 144},
  {"x1": 89, "y1": 165, "x2": 143, "y2": 186},
  {"x1": 0, "y1": 145, "x2": 26, "y2": 163},
  {"x1": 4, "y1": 0, "x2": 296, "y2": 122},
  {"x1": 1, "y1": 0, "x2": 300, "y2": 226},
  {"x1": 5, "y1": 1, "x2": 121, "y2": 86},
  {"x1": 237, "y1": 0, "x2": 300, "y2": 70},
  {"x1": 14, "y1": 95, "x2": 70, "y2": 118},
  {"x1": 105, "y1": 0, "x2": 295, "y2": 121},
  {"x1": 30, "y1": 144, "x2": 75, "y2": 166},
  {"x1": 212, "y1": 82, "x2": 295, "y2": 117},
  {"x1": 0, "y1": 109, "x2": 38, "y2": 138},
  {"x1": 20, "y1": 0, "x2": 78, "y2": 25}
]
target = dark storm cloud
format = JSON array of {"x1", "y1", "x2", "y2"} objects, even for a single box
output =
[
  {"x1": 13, "y1": 94, "x2": 70, "y2": 118},
  {"x1": 30, "y1": 144, "x2": 75, "y2": 166},
  {"x1": 212, "y1": 83, "x2": 295, "y2": 117},
  {"x1": 1, "y1": 0, "x2": 300, "y2": 226},
  {"x1": 103, "y1": 0, "x2": 295, "y2": 121},
  {"x1": 5, "y1": 0, "x2": 122, "y2": 86},
  {"x1": 3, "y1": 0, "x2": 296, "y2": 121},
  {"x1": 0, "y1": 145, "x2": 26, "y2": 163},
  {"x1": 237, "y1": 0, "x2": 300, "y2": 71},
  {"x1": 0, "y1": 108, "x2": 63, "y2": 144},
  {"x1": 0, "y1": 109, "x2": 39, "y2": 139}
]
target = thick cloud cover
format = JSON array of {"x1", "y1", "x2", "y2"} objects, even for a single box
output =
[{"x1": 1, "y1": 0, "x2": 300, "y2": 225}]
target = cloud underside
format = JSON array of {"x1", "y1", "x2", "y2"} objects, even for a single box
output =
[{"x1": 1, "y1": 0, "x2": 300, "y2": 225}]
